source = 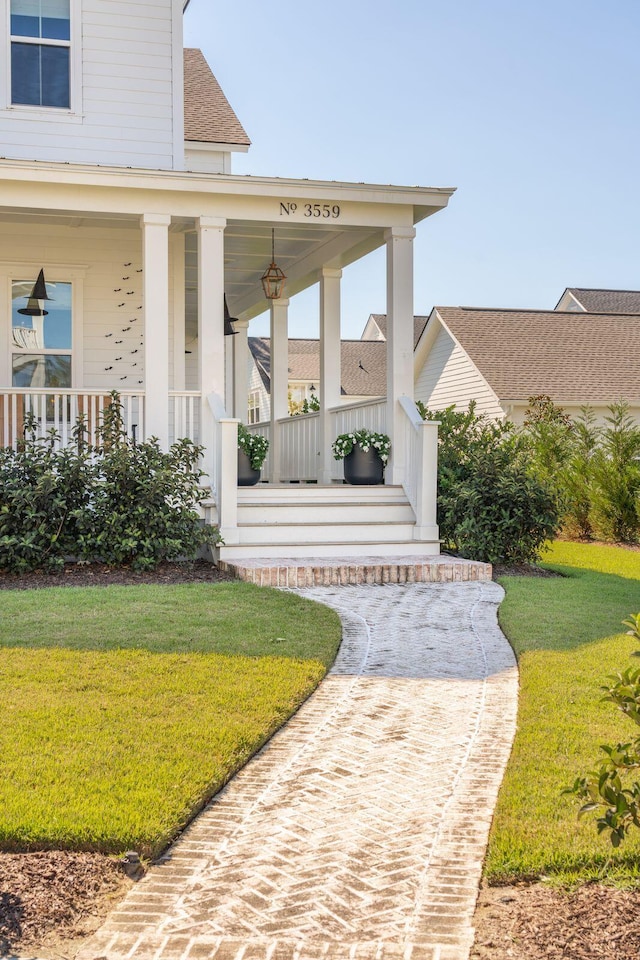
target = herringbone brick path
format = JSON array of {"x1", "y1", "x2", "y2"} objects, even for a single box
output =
[{"x1": 77, "y1": 581, "x2": 518, "y2": 960}]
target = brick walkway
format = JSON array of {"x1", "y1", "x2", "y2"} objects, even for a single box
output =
[{"x1": 77, "y1": 581, "x2": 518, "y2": 960}]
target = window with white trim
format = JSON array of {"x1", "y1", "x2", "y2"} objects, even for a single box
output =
[
  {"x1": 11, "y1": 278, "x2": 72, "y2": 387},
  {"x1": 10, "y1": 0, "x2": 70, "y2": 109},
  {"x1": 248, "y1": 390, "x2": 261, "y2": 425}
]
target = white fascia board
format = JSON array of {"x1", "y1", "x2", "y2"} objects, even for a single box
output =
[
  {"x1": 0, "y1": 158, "x2": 455, "y2": 214},
  {"x1": 428, "y1": 308, "x2": 503, "y2": 408}
]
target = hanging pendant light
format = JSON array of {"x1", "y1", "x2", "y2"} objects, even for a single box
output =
[
  {"x1": 223, "y1": 295, "x2": 238, "y2": 336},
  {"x1": 18, "y1": 268, "x2": 54, "y2": 317},
  {"x1": 261, "y1": 229, "x2": 286, "y2": 300}
]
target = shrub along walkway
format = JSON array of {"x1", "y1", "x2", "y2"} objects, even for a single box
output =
[{"x1": 78, "y1": 576, "x2": 518, "y2": 960}]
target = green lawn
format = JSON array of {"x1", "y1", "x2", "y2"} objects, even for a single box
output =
[
  {"x1": 486, "y1": 541, "x2": 640, "y2": 884},
  {"x1": 0, "y1": 582, "x2": 341, "y2": 856}
]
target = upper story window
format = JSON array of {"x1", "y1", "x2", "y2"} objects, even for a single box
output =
[{"x1": 10, "y1": 0, "x2": 70, "y2": 109}]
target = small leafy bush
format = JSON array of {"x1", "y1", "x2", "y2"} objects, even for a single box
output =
[
  {"x1": 567, "y1": 613, "x2": 640, "y2": 847},
  {"x1": 418, "y1": 401, "x2": 559, "y2": 564},
  {"x1": 0, "y1": 393, "x2": 218, "y2": 572}
]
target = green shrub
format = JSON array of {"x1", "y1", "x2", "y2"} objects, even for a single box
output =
[
  {"x1": 418, "y1": 401, "x2": 559, "y2": 564},
  {"x1": 0, "y1": 393, "x2": 218, "y2": 573},
  {"x1": 589, "y1": 403, "x2": 640, "y2": 543},
  {"x1": 567, "y1": 613, "x2": 640, "y2": 847}
]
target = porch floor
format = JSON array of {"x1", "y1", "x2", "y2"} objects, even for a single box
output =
[{"x1": 218, "y1": 555, "x2": 491, "y2": 587}]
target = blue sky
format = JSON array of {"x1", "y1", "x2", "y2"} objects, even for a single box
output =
[{"x1": 184, "y1": 0, "x2": 640, "y2": 339}]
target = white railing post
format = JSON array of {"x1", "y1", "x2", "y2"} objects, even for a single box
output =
[
  {"x1": 398, "y1": 396, "x2": 439, "y2": 543},
  {"x1": 208, "y1": 393, "x2": 239, "y2": 544}
]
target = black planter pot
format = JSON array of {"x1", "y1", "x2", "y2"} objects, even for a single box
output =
[
  {"x1": 343, "y1": 443, "x2": 385, "y2": 485},
  {"x1": 238, "y1": 448, "x2": 261, "y2": 486}
]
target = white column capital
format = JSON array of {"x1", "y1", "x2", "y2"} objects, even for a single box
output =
[
  {"x1": 232, "y1": 317, "x2": 250, "y2": 332},
  {"x1": 271, "y1": 297, "x2": 290, "y2": 310},
  {"x1": 197, "y1": 216, "x2": 227, "y2": 231},
  {"x1": 320, "y1": 266, "x2": 343, "y2": 280},
  {"x1": 141, "y1": 213, "x2": 172, "y2": 228},
  {"x1": 384, "y1": 225, "x2": 416, "y2": 242}
]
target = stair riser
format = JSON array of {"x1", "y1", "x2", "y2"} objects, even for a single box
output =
[
  {"x1": 237, "y1": 504, "x2": 415, "y2": 524},
  {"x1": 235, "y1": 522, "x2": 418, "y2": 545},
  {"x1": 218, "y1": 541, "x2": 441, "y2": 560}
]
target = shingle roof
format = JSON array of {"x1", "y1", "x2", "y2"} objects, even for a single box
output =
[
  {"x1": 368, "y1": 314, "x2": 428, "y2": 350},
  {"x1": 560, "y1": 288, "x2": 640, "y2": 313},
  {"x1": 435, "y1": 307, "x2": 640, "y2": 403},
  {"x1": 183, "y1": 49, "x2": 250, "y2": 146},
  {"x1": 248, "y1": 338, "x2": 387, "y2": 397}
]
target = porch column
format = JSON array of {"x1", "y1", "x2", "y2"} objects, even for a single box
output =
[
  {"x1": 141, "y1": 213, "x2": 171, "y2": 449},
  {"x1": 233, "y1": 317, "x2": 250, "y2": 421},
  {"x1": 172, "y1": 233, "x2": 186, "y2": 391},
  {"x1": 385, "y1": 226, "x2": 416, "y2": 486},
  {"x1": 197, "y1": 216, "x2": 226, "y2": 483},
  {"x1": 269, "y1": 297, "x2": 289, "y2": 483},
  {"x1": 319, "y1": 267, "x2": 342, "y2": 484}
]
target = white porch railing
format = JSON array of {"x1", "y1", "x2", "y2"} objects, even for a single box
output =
[
  {"x1": 0, "y1": 388, "x2": 145, "y2": 449},
  {"x1": 399, "y1": 396, "x2": 439, "y2": 540},
  {"x1": 280, "y1": 412, "x2": 319, "y2": 481},
  {"x1": 169, "y1": 390, "x2": 201, "y2": 446},
  {"x1": 247, "y1": 398, "x2": 387, "y2": 483}
]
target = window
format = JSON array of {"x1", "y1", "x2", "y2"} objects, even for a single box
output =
[
  {"x1": 12, "y1": 278, "x2": 72, "y2": 387},
  {"x1": 10, "y1": 0, "x2": 70, "y2": 108},
  {"x1": 248, "y1": 390, "x2": 261, "y2": 425}
]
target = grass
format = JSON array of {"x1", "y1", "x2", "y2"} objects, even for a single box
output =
[
  {"x1": 486, "y1": 541, "x2": 640, "y2": 884},
  {"x1": 0, "y1": 582, "x2": 342, "y2": 856}
]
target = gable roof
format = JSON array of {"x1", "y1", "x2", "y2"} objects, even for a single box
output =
[
  {"x1": 557, "y1": 288, "x2": 640, "y2": 314},
  {"x1": 366, "y1": 314, "x2": 428, "y2": 350},
  {"x1": 434, "y1": 306, "x2": 640, "y2": 403},
  {"x1": 183, "y1": 49, "x2": 251, "y2": 146},
  {"x1": 248, "y1": 338, "x2": 387, "y2": 397}
]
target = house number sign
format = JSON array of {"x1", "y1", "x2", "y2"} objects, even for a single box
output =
[{"x1": 279, "y1": 202, "x2": 341, "y2": 219}]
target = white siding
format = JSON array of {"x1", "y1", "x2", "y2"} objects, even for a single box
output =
[
  {"x1": 0, "y1": 0, "x2": 180, "y2": 169},
  {"x1": 248, "y1": 355, "x2": 269, "y2": 421},
  {"x1": 415, "y1": 325, "x2": 503, "y2": 419},
  {"x1": 0, "y1": 220, "x2": 180, "y2": 390}
]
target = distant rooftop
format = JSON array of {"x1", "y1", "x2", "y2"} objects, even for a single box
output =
[
  {"x1": 559, "y1": 288, "x2": 640, "y2": 314},
  {"x1": 434, "y1": 306, "x2": 640, "y2": 403},
  {"x1": 249, "y1": 338, "x2": 387, "y2": 397}
]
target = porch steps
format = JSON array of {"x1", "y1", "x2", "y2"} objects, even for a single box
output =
[
  {"x1": 204, "y1": 484, "x2": 442, "y2": 561},
  {"x1": 217, "y1": 555, "x2": 492, "y2": 587}
]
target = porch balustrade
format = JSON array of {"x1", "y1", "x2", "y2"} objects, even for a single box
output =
[
  {"x1": 169, "y1": 390, "x2": 201, "y2": 446},
  {"x1": 0, "y1": 388, "x2": 145, "y2": 449},
  {"x1": 247, "y1": 397, "x2": 388, "y2": 484},
  {"x1": 398, "y1": 396, "x2": 439, "y2": 540}
]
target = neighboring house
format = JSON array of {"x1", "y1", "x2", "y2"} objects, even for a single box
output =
[
  {"x1": 414, "y1": 305, "x2": 640, "y2": 425},
  {"x1": 0, "y1": 0, "x2": 454, "y2": 558},
  {"x1": 360, "y1": 313, "x2": 428, "y2": 349},
  {"x1": 247, "y1": 336, "x2": 387, "y2": 423},
  {"x1": 555, "y1": 288, "x2": 640, "y2": 313}
]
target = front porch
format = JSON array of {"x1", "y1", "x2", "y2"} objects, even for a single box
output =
[{"x1": 0, "y1": 160, "x2": 454, "y2": 561}]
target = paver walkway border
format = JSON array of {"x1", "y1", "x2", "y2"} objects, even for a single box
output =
[{"x1": 77, "y1": 578, "x2": 518, "y2": 960}]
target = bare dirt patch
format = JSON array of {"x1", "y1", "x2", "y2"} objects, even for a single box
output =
[
  {"x1": 0, "y1": 851, "x2": 131, "y2": 959},
  {"x1": 472, "y1": 882, "x2": 640, "y2": 960}
]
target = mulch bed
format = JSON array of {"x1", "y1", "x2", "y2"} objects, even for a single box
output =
[
  {"x1": 472, "y1": 882, "x2": 640, "y2": 960},
  {"x1": 0, "y1": 851, "x2": 131, "y2": 958},
  {"x1": 0, "y1": 559, "x2": 234, "y2": 591}
]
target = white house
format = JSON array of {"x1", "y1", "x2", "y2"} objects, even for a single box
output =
[
  {"x1": 413, "y1": 303, "x2": 640, "y2": 426},
  {"x1": 0, "y1": 0, "x2": 454, "y2": 559}
]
